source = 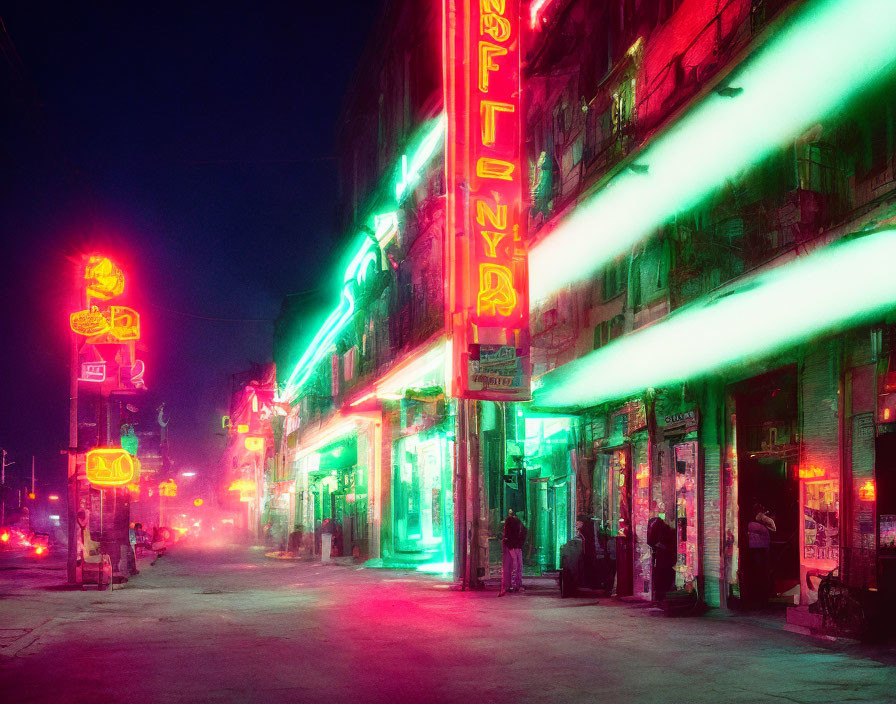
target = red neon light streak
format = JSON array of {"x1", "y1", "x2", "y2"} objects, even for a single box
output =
[
  {"x1": 444, "y1": 0, "x2": 530, "y2": 401},
  {"x1": 349, "y1": 391, "x2": 377, "y2": 407}
]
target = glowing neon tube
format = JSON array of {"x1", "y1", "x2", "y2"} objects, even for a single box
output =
[
  {"x1": 534, "y1": 230, "x2": 896, "y2": 409},
  {"x1": 282, "y1": 115, "x2": 447, "y2": 403},
  {"x1": 281, "y1": 287, "x2": 355, "y2": 398},
  {"x1": 395, "y1": 115, "x2": 447, "y2": 203},
  {"x1": 530, "y1": 0, "x2": 896, "y2": 301}
]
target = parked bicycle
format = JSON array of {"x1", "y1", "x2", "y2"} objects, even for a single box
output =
[{"x1": 807, "y1": 569, "x2": 870, "y2": 638}]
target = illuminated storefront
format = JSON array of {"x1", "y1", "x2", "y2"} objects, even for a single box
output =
[
  {"x1": 289, "y1": 416, "x2": 378, "y2": 560},
  {"x1": 379, "y1": 344, "x2": 456, "y2": 571},
  {"x1": 309, "y1": 437, "x2": 369, "y2": 558},
  {"x1": 514, "y1": 411, "x2": 576, "y2": 573},
  {"x1": 390, "y1": 427, "x2": 454, "y2": 569}
]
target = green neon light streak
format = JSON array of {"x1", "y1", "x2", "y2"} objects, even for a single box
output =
[
  {"x1": 534, "y1": 230, "x2": 896, "y2": 409},
  {"x1": 530, "y1": 0, "x2": 896, "y2": 300},
  {"x1": 283, "y1": 288, "x2": 356, "y2": 396},
  {"x1": 356, "y1": 250, "x2": 379, "y2": 286},
  {"x1": 283, "y1": 113, "x2": 447, "y2": 401},
  {"x1": 394, "y1": 115, "x2": 447, "y2": 203},
  {"x1": 343, "y1": 237, "x2": 374, "y2": 284}
]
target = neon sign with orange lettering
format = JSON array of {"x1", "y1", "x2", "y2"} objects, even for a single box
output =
[
  {"x1": 244, "y1": 437, "x2": 264, "y2": 452},
  {"x1": 798, "y1": 465, "x2": 826, "y2": 479},
  {"x1": 159, "y1": 479, "x2": 178, "y2": 497},
  {"x1": 444, "y1": 0, "x2": 530, "y2": 400},
  {"x1": 70, "y1": 305, "x2": 141, "y2": 341},
  {"x1": 85, "y1": 448, "x2": 136, "y2": 486},
  {"x1": 84, "y1": 256, "x2": 125, "y2": 300},
  {"x1": 858, "y1": 480, "x2": 875, "y2": 501}
]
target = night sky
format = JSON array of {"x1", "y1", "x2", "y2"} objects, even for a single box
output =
[{"x1": 0, "y1": 3, "x2": 382, "y2": 494}]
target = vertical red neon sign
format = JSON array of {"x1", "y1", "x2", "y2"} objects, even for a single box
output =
[{"x1": 444, "y1": 0, "x2": 530, "y2": 400}]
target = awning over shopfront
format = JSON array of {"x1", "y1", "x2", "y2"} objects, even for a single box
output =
[{"x1": 534, "y1": 229, "x2": 896, "y2": 409}]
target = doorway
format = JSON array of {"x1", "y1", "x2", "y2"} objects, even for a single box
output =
[{"x1": 735, "y1": 368, "x2": 800, "y2": 608}]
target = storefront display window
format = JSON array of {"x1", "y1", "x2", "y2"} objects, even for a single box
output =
[{"x1": 802, "y1": 480, "x2": 839, "y2": 562}]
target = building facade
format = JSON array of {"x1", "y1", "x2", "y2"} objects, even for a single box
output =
[{"x1": 270, "y1": 0, "x2": 896, "y2": 633}]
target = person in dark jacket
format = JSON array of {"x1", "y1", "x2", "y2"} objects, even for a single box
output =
[
  {"x1": 647, "y1": 516, "x2": 677, "y2": 601},
  {"x1": 499, "y1": 509, "x2": 527, "y2": 596}
]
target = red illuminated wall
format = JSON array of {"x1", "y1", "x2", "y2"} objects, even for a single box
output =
[{"x1": 636, "y1": 0, "x2": 752, "y2": 133}]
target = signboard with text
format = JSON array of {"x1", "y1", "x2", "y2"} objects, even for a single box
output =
[{"x1": 444, "y1": 0, "x2": 530, "y2": 400}]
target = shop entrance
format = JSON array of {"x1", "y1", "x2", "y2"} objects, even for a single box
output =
[
  {"x1": 734, "y1": 368, "x2": 800, "y2": 608},
  {"x1": 391, "y1": 430, "x2": 454, "y2": 568},
  {"x1": 309, "y1": 437, "x2": 365, "y2": 558},
  {"x1": 513, "y1": 415, "x2": 576, "y2": 574}
]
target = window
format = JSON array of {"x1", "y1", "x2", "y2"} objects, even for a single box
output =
[
  {"x1": 604, "y1": 255, "x2": 628, "y2": 301},
  {"x1": 611, "y1": 78, "x2": 636, "y2": 137},
  {"x1": 593, "y1": 314, "x2": 625, "y2": 349}
]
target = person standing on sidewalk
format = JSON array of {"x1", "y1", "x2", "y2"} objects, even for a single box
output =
[
  {"x1": 499, "y1": 509, "x2": 527, "y2": 596},
  {"x1": 747, "y1": 502, "x2": 776, "y2": 607}
]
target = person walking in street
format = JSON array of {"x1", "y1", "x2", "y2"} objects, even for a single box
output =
[
  {"x1": 320, "y1": 518, "x2": 334, "y2": 564},
  {"x1": 499, "y1": 509, "x2": 527, "y2": 596},
  {"x1": 126, "y1": 523, "x2": 139, "y2": 576}
]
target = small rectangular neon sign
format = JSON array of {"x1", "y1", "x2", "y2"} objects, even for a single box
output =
[{"x1": 79, "y1": 361, "x2": 107, "y2": 383}]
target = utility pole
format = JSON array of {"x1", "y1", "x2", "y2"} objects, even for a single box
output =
[
  {"x1": 31, "y1": 456, "x2": 35, "y2": 496},
  {"x1": 67, "y1": 257, "x2": 81, "y2": 585},
  {"x1": 1, "y1": 449, "x2": 11, "y2": 526}
]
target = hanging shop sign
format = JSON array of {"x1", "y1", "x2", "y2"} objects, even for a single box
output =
[
  {"x1": 659, "y1": 409, "x2": 698, "y2": 435},
  {"x1": 85, "y1": 448, "x2": 136, "y2": 486},
  {"x1": 444, "y1": 0, "x2": 530, "y2": 400}
]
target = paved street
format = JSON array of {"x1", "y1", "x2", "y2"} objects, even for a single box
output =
[{"x1": 0, "y1": 546, "x2": 894, "y2": 703}]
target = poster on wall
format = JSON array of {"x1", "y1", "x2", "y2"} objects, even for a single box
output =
[
  {"x1": 468, "y1": 345, "x2": 525, "y2": 393},
  {"x1": 803, "y1": 480, "x2": 839, "y2": 561}
]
